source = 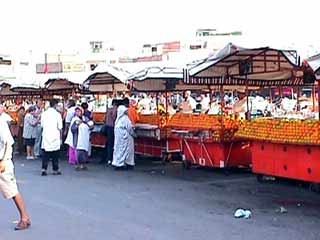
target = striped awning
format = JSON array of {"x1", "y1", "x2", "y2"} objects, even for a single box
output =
[{"x1": 186, "y1": 43, "x2": 305, "y2": 87}]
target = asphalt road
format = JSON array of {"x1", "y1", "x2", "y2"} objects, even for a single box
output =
[{"x1": 1, "y1": 153, "x2": 320, "y2": 240}]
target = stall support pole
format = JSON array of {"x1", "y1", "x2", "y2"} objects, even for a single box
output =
[
  {"x1": 297, "y1": 87, "x2": 301, "y2": 112},
  {"x1": 156, "y1": 92, "x2": 159, "y2": 126},
  {"x1": 312, "y1": 84, "x2": 316, "y2": 112},
  {"x1": 220, "y1": 84, "x2": 225, "y2": 142},
  {"x1": 318, "y1": 81, "x2": 320, "y2": 120},
  {"x1": 245, "y1": 74, "x2": 250, "y2": 120}
]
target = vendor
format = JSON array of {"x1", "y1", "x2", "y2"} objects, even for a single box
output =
[
  {"x1": 200, "y1": 93, "x2": 210, "y2": 111},
  {"x1": 183, "y1": 91, "x2": 197, "y2": 111},
  {"x1": 207, "y1": 100, "x2": 221, "y2": 115},
  {"x1": 138, "y1": 93, "x2": 152, "y2": 114}
]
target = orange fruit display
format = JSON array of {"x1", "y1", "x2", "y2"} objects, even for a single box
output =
[{"x1": 235, "y1": 118, "x2": 320, "y2": 145}]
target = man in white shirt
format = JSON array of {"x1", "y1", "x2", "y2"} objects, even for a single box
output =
[
  {"x1": 200, "y1": 94, "x2": 210, "y2": 111},
  {"x1": 0, "y1": 118, "x2": 31, "y2": 230},
  {"x1": 184, "y1": 90, "x2": 197, "y2": 111},
  {"x1": 41, "y1": 99, "x2": 63, "y2": 176}
]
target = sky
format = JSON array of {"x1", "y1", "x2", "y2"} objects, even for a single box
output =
[{"x1": 1, "y1": 0, "x2": 320, "y2": 58}]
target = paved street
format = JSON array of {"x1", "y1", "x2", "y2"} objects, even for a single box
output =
[{"x1": 1, "y1": 153, "x2": 320, "y2": 240}]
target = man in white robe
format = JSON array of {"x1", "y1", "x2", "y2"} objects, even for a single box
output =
[{"x1": 112, "y1": 105, "x2": 135, "y2": 170}]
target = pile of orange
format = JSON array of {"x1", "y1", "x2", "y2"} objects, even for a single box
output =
[
  {"x1": 166, "y1": 113, "x2": 240, "y2": 131},
  {"x1": 235, "y1": 119, "x2": 320, "y2": 145},
  {"x1": 136, "y1": 113, "x2": 244, "y2": 141},
  {"x1": 167, "y1": 114, "x2": 241, "y2": 141},
  {"x1": 137, "y1": 114, "x2": 160, "y2": 125}
]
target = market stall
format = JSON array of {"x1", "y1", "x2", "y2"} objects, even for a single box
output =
[
  {"x1": 187, "y1": 43, "x2": 319, "y2": 188},
  {"x1": 41, "y1": 72, "x2": 88, "y2": 99},
  {"x1": 167, "y1": 113, "x2": 251, "y2": 168},
  {"x1": 128, "y1": 66, "x2": 189, "y2": 161},
  {"x1": 235, "y1": 119, "x2": 319, "y2": 184},
  {"x1": 82, "y1": 63, "x2": 130, "y2": 147},
  {"x1": 304, "y1": 54, "x2": 320, "y2": 119}
]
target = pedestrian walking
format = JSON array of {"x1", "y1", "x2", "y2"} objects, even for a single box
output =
[
  {"x1": 23, "y1": 106, "x2": 39, "y2": 160},
  {"x1": 100, "y1": 99, "x2": 117, "y2": 165},
  {"x1": 0, "y1": 118, "x2": 31, "y2": 230},
  {"x1": 40, "y1": 99, "x2": 63, "y2": 176},
  {"x1": 112, "y1": 105, "x2": 136, "y2": 170},
  {"x1": 34, "y1": 100, "x2": 43, "y2": 158}
]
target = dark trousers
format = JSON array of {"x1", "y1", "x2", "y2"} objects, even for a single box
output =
[
  {"x1": 17, "y1": 127, "x2": 25, "y2": 154},
  {"x1": 106, "y1": 126, "x2": 115, "y2": 161},
  {"x1": 42, "y1": 150, "x2": 60, "y2": 171}
]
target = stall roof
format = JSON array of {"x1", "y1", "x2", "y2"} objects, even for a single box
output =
[
  {"x1": 37, "y1": 72, "x2": 91, "y2": 95},
  {"x1": 306, "y1": 54, "x2": 320, "y2": 78},
  {"x1": 0, "y1": 82, "x2": 19, "y2": 96},
  {"x1": 187, "y1": 43, "x2": 303, "y2": 86},
  {"x1": 38, "y1": 72, "x2": 89, "y2": 87},
  {"x1": 128, "y1": 63, "x2": 207, "y2": 92},
  {"x1": 83, "y1": 63, "x2": 130, "y2": 93},
  {"x1": 10, "y1": 83, "x2": 42, "y2": 95},
  {"x1": 129, "y1": 66, "x2": 183, "y2": 81}
]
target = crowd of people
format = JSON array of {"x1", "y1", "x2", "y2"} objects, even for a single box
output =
[
  {"x1": 0, "y1": 97, "x2": 139, "y2": 231},
  {"x1": 0, "y1": 96, "x2": 139, "y2": 173}
]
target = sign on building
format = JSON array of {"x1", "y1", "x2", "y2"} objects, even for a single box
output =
[
  {"x1": 62, "y1": 63, "x2": 85, "y2": 72},
  {"x1": 0, "y1": 58, "x2": 12, "y2": 65},
  {"x1": 36, "y1": 62, "x2": 63, "y2": 73}
]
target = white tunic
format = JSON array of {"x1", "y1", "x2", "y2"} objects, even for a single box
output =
[
  {"x1": 64, "y1": 117, "x2": 80, "y2": 148},
  {"x1": 41, "y1": 107, "x2": 63, "y2": 152},
  {"x1": 65, "y1": 117, "x2": 92, "y2": 152},
  {"x1": 77, "y1": 123, "x2": 90, "y2": 152},
  {"x1": 112, "y1": 106, "x2": 135, "y2": 167},
  {"x1": 187, "y1": 96, "x2": 197, "y2": 110}
]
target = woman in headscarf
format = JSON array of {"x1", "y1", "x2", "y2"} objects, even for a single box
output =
[
  {"x1": 112, "y1": 105, "x2": 136, "y2": 170},
  {"x1": 65, "y1": 107, "x2": 93, "y2": 170}
]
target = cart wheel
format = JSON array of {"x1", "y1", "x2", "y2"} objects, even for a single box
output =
[
  {"x1": 182, "y1": 160, "x2": 191, "y2": 169},
  {"x1": 256, "y1": 174, "x2": 264, "y2": 183},
  {"x1": 309, "y1": 183, "x2": 320, "y2": 193}
]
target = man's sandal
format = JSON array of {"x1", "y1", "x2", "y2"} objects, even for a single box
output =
[{"x1": 15, "y1": 219, "x2": 31, "y2": 231}]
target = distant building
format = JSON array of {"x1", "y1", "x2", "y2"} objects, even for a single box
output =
[
  {"x1": 0, "y1": 54, "x2": 12, "y2": 66},
  {"x1": 193, "y1": 29, "x2": 243, "y2": 51},
  {"x1": 196, "y1": 29, "x2": 242, "y2": 37},
  {"x1": 90, "y1": 41, "x2": 103, "y2": 53}
]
